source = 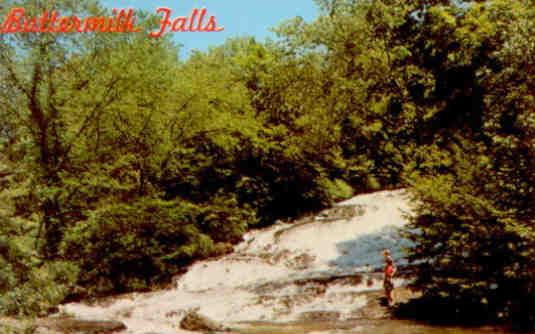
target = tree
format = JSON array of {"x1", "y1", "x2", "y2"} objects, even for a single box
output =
[{"x1": 405, "y1": 0, "x2": 535, "y2": 326}]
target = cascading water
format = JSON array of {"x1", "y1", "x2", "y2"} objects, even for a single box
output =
[{"x1": 60, "y1": 190, "x2": 413, "y2": 333}]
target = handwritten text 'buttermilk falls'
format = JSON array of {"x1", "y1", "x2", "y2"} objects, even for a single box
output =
[{"x1": 0, "y1": 7, "x2": 224, "y2": 37}]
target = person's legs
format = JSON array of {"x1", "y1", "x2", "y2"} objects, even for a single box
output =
[{"x1": 385, "y1": 280, "x2": 394, "y2": 305}]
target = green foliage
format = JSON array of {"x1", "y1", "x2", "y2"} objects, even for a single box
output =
[
  {"x1": 60, "y1": 198, "x2": 253, "y2": 294},
  {"x1": 0, "y1": 261, "x2": 78, "y2": 317},
  {"x1": 0, "y1": 217, "x2": 77, "y2": 316},
  {"x1": 268, "y1": 0, "x2": 421, "y2": 190},
  {"x1": 403, "y1": 0, "x2": 535, "y2": 326},
  {"x1": 321, "y1": 178, "x2": 354, "y2": 202},
  {"x1": 0, "y1": 320, "x2": 37, "y2": 334}
]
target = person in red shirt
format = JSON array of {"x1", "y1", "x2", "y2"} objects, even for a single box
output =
[{"x1": 383, "y1": 249, "x2": 396, "y2": 306}]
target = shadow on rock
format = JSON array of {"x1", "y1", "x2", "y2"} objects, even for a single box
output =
[{"x1": 329, "y1": 226, "x2": 412, "y2": 270}]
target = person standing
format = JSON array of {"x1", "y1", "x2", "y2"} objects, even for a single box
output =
[{"x1": 383, "y1": 249, "x2": 396, "y2": 306}]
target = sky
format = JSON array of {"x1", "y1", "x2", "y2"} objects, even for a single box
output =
[{"x1": 102, "y1": 0, "x2": 319, "y2": 58}]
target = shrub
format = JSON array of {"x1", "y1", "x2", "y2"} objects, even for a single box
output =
[
  {"x1": 60, "y1": 197, "x2": 255, "y2": 295},
  {"x1": 0, "y1": 217, "x2": 77, "y2": 317}
]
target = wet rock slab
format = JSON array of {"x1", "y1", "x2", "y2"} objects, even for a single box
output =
[
  {"x1": 180, "y1": 310, "x2": 226, "y2": 332},
  {"x1": 38, "y1": 318, "x2": 126, "y2": 334},
  {"x1": 298, "y1": 311, "x2": 341, "y2": 322}
]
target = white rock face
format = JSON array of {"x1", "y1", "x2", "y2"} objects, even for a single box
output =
[{"x1": 61, "y1": 189, "x2": 413, "y2": 334}]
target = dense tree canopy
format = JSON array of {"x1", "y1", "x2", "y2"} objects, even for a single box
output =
[{"x1": 404, "y1": 0, "x2": 535, "y2": 326}]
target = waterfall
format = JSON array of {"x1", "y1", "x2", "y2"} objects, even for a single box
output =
[{"x1": 61, "y1": 190, "x2": 413, "y2": 334}]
